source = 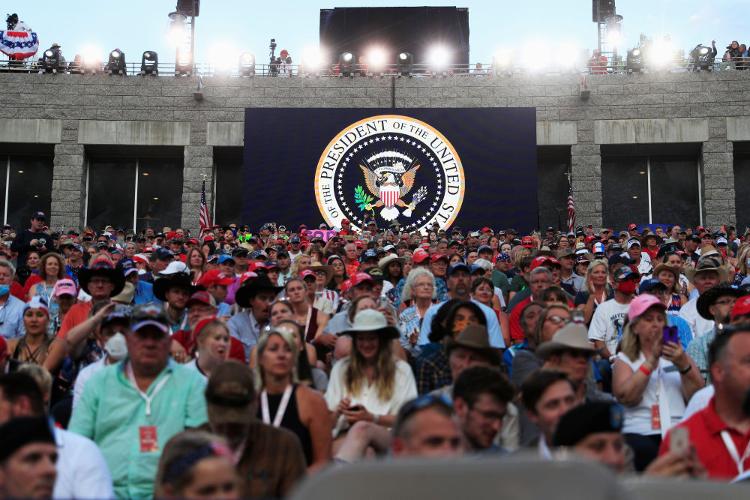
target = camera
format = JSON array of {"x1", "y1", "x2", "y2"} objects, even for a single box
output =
[{"x1": 36, "y1": 238, "x2": 46, "y2": 248}]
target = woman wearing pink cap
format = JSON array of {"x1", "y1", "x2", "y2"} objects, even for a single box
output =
[{"x1": 612, "y1": 294, "x2": 704, "y2": 472}]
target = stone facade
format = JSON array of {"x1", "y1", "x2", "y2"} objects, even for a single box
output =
[{"x1": 0, "y1": 70, "x2": 749, "y2": 232}]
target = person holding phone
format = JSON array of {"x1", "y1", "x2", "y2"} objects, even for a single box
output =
[{"x1": 612, "y1": 295, "x2": 704, "y2": 471}]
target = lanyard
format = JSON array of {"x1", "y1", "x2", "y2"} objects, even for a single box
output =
[
  {"x1": 720, "y1": 430, "x2": 750, "y2": 475},
  {"x1": 260, "y1": 385, "x2": 293, "y2": 428},
  {"x1": 126, "y1": 363, "x2": 171, "y2": 417}
]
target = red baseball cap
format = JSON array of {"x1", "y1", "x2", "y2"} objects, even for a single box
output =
[
  {"x1": 193, "y1": 315, "x2": 218, "y2": 339},
  {"x1": 521, "y1": 236, "x2": 534, "y2": 248},
  {"x1": 300, "y1": 270, "x2": 316, "y2": 280},
  {"x1": 430, "y1": 253, "x2": 449, "y2": 263},
  {"x1": 197, "y1": 269, "x2": 234, "y2": 288},
  {"x1": 530, "y1": 256, "x2": 561, "y2": 271},
  {"x1": 481, "y1": 226, "x2": 492, "y2": 233},
  {"x1": 239, "y1": 271, "x2": 258, "y2": 285},
  {"x1": 187, "y1": 290, "x2": 217, "y2": 308},
  {"x1": 354, "y1": 240, "x2": 364, "y2": 249},
  {"x1": 412, "y1": 248, "x2": 430, "y2": 264},
  {"x1": 349, "y1": 272, "x2": 374, "y2": 287},
  {"x1": 627, "y1": 223, "x2": 637, "y2": 231},
  {"x1": 731, "y1": 296, "x2": 750, "y2": 321}
]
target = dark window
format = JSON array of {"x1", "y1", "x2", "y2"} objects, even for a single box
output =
[
  {"x1": 537, "y1": 147, "x2": 571, "y2": 231},
  {"x1": 136, "y1": 160, "x2": 183, "y2": 232},
  {"x1": 87, "y1": 159, "x2": 136, "y2": 231},
  {"x1": 602, "y1": 148, "x2": 700, "y2": 229},
  {"x1": 214, "y1": 148, "x2": 243, "y2": 226},
  {"x1": 601, "y1": 158, "x2": 649, "y2": 229},
  {"x1": 87, "y1": 156, "x2": 183, "y2": 232},
  {"x1": 650, "y1": 159, "x2": 700, "y2": 227}
]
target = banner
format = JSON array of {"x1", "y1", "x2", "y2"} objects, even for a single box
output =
[{"x1": 244, "y1": 108, "x2": 537, "y2": 232}]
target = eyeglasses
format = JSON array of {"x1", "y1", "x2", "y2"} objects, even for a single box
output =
[{"x1": 545, "y1": 315, "x2": 571, "y2": 325}]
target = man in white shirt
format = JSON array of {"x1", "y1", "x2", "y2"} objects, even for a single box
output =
[
  {"x1": 0, "y1": 372, "x2": 113, "y2": 499},
  {"x1": 588, "y1": 266, "x2": 638, "y2": 359},
  {"x1": 679, "y1": 255, "x2": 724, "y2": 340},
  {"x1": 626, "y1": 238, "x2": 652, "y2": 276}
]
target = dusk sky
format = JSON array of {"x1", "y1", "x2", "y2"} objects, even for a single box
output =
[{"x1": 6, "y1": 1, "x2": 745, "y2": 65}]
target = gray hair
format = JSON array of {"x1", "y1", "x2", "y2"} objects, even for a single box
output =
[
  {"x1": 0, "y1": 259, "x2": 16, "y2": 278},
  {"x1": 529, "y1": 267, "x2": 552, "y2": 280},
  {"x1": 401, "y1": 267, "x2": 437, "y2": 302}
]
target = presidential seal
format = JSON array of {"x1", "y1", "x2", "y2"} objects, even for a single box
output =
[{"x1": 315, "y1": 115, "x2": 465, "y2": 232}]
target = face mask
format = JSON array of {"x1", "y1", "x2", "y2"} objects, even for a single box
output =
[
  {"x1": 104, "y1": 332, "x2": 128, "y2": 361},
  {"x1": 0, "y1": 285, "x2": 9, "y2": 297},
  {"x1": 616, "y1": 280, "x2": 637, "y2": 295}
]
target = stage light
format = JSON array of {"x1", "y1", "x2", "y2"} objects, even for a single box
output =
[
  {"x1": 80, "y1": 46, "x2": 102, "y2": 74},
  {"x1": 492, "y1": 48, "x2": 512, "y2": 76},
  {"x1": 426, "y1": 44, "x2": 451, "y2": 74},
  {"x1": 239, "y1": 52, "x2": 255, "y2": 76},
  {"x1": 626, "y1": 47, "x2": 643, "y2": 73},
  {"x1": 646, "y1": 37, "x2": 675, "y2": 70},
  {"x1": 339, "y1": 52, "x2": 354, "y2": 77},
  {"x1": 689, "y1": 44, "x2": 714, "y2": 71},
  {"x1": 365, "y1": 46, "x2": 388, "y2": 74},
  {"x1": 176, "y1": 47, "x2": 192, "y2": 76},
  {"x1": 106, "y1": 49, "x2": 126, "y2": 75},
  {"x1": 301, "y1": 46, "x2": 326, "y2": 76},
  {"x1": 39, "y1": 44, "x2": 64, "y2": 74},
  {"x1": 557, "y1": 43, "x2": 581, "y2": 71},
  {"x1": 520, "y1": 44, "x2": 545, "y2": 73},
  {"x1": 210, "y1": 43, "x2": 239, "y2": 75},
  {"x1": 140, "y1": 51, "x2": 158, "y2": 76},
  {"x1": 397, "y1": 52, "x2": 414, "y2": 76}
]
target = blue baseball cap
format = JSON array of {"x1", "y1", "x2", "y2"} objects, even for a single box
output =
[
  {"x1": 447, "y1": 262, "x2": 471, "y2": 276},
  {"x1": 217, "y1": 254, "x2": 235, "y2": 265},
  {"x1": 638, "y1": 278, "x2": 667, "y2": 294}
]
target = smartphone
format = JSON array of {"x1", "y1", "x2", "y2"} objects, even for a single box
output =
[
  {"x1": 662, "y1": 325, "x2": 679, "y2": 345},
  {"x1": 670, "y1": 426, "x2": 690, "y2": 456},
  {"x1": 347, "y1": 405, "x2": 363, "y2": 412}
]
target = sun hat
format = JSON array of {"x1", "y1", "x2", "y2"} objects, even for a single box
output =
[
  {"x1": 343, "y1": 309, "x2": 399, "y2": 339},
  {"x1": 536, "y1": 322, "x2": 596, "y2": 360}
]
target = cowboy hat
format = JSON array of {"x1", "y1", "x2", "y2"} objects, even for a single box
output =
[
  {"x1": 378, "y1": 254, "x2": 403, "y2": 271},
  {"x1": 651, "y1": 263, "x2": 680, "y2": 283},
  {"x1": 696, "y1": 285, "x2": 745, "y2": 321},
  {"x1": 235, "y1": 275, "x2": 282, "y2": 309},
  {"x1": 446, "y1": 325, "x2": 500, "y2": 365},
  {"x1": 153, "y1": 272, "x2": 197, "y2": 302},
  {"x1": 308, "y1": 264, "x2": 334, "y2": 283},
  {"x1": 536, "y1": 322, "x2": 596, "y2": 360},
  {"x1": 343, "y1": 309, "x2": 399, "y2": 339},
  {"x1": 685, "y1": 255, "x2": 728, "y2": 283},
  {"x1": 78, "y1": 255, "x2": 125, "y2": 297}
]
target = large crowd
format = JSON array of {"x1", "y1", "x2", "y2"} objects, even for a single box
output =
[{"x1": 1, "y1": 211, "x2": 750, "y2": 499}]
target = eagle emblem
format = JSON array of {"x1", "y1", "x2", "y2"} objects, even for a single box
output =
[{"x1": 357, "y1": 151, "x2": 427, "y2": 221}]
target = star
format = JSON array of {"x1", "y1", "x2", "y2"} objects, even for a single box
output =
[
  {"x1": 387, "y1": 135, "x2": 393, "y2": 140},
  {"x1": 375, "y1": 137, "x2": 381, "y2": 142},
  {"x1": 432, "y1": 161, "x2": 437, "y2": 166},
  {"x1": 368, "y1": 139, "x2": 374, "y2": 144},
  {"x1": 399, "y1": 137, "x2": 405, "y2": 142}
]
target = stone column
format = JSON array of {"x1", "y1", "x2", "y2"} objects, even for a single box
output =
[
  {"x1": 702, "y1": 118, "x2": 735, "y2": 227},
  {"x1": 569, "y1": 121, "x2": 603, "y2": 228},
  {"x1": 50, "y1": 120, "x2": 86, "y2": 230},
  {"x1": 180, "y1": 145, "x2": 214, "y2": 235}
]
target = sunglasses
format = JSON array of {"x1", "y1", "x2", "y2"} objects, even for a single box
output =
[{"x1": 398, "y1": 393, "x2": 453, "y2": 422}]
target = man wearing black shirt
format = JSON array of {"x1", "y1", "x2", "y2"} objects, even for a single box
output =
[{"x1": 11, "y1": 211, "x2": 48, "y2": 267}]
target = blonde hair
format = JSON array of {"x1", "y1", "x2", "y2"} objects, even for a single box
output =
[
  {"x1": 737, "y1": 245, "x2": 750, "y2": 275},
  {"x1": 619, "y1": 308, "x2": 667, "y2": 362},
  {"x1": 254, "y1": 327, "x2": 300, "y2": 391},
  {"x1": 585, "y1": 259, "x2": 610, "y2": 294},
  {"x1": 344, "y1": 331, "x2": 396, "y2": 401},
  {"x1": 17, "y1": 364, "x2": 53, "y2": 403}
]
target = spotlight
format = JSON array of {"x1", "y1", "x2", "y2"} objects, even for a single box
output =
[
  {"x1": 365, "y1": 46, "x2": 388, "y2": 75},
  {"x1": 39, "y1": 44, "x2": 64, "y2": 74},
  {"x1": 397, "y1": 52, "x2": 414, "y2": 77},
  {"x1": 492, "y1": 49, "x2": 512, "y2": 76},
  {"x1": 301, "y1": 47, "x2": 326, "y2": 76},
  {"x1": 140, "y1": 51, "x2": 158, "y2": 76},
  {"x1": 238, "y1": 52, "x2": 255, "y2": 77},
  {"x1": 176, "y1": 47, "x2": 192, "y2": 76},
  {"x1": 339, "y1": 52, "x2": 354, "y2": 77},
  {"x1": 211, "y1": 43, "x2": 238, "y2": 75},
  {"x1": 80, "y1": 47, "x2": 102, "y2": 74},
  {"x1": 557, "y1": 44, "x2": 581, "y2": 71},
  {"x1": 626, "y1": 48, "x2": 643, "y2": 73},
  {"x1": 426, "y1": 45, "x2": 451, "y2": 75},
  {"x1": 646, "y1": 37, "x2": 675, "y2": 70},
  {"x1": 689, "y1": 43, "x2": 715, "y2": 71},
  {"x1": 106, "y1": 48, "x2": 126, "y2": 75}
]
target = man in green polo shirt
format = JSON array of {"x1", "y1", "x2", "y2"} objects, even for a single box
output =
[{"x1": 69, "y1": 304, "x2": 207, "y2": 499}]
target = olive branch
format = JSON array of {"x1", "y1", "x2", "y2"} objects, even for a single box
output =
[{"x1": 354, "y1": 185, "x2": 375, "y2": 211}]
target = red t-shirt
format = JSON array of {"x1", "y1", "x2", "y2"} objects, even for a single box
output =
[
  {"x1": 508, "y1": 296, "x2": 532, "y2": 342},
  {"x1": 659, "y1": 397, "x2": 750, "y2": 480},
  {"x1": 57, "y1": 302, "x2": 93, "y2": 339}
]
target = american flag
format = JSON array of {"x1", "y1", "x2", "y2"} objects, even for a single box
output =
[
  {"x1": 566, "y1": 183, "x2": 576, "y2": 233},
  {"x1": 199, "y1": 179, "x2": 212, "y2": 238}
]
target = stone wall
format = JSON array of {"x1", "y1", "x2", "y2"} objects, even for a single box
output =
[{"x1": 0, "y1": 69, "x2": 749, "y2": 231}]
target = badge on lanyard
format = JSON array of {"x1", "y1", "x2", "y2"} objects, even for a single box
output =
[
  {"x1": 650, "y1": 404, "x2": 661, "y2": 431},
  {"x1": 139, "y1": 426, "x2": 159, "y2": 452}
]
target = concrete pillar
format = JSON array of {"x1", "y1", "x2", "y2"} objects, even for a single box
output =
[
  {"x1": 702, "y1": 118, "x2": 735, "y2": 227},
  {"x1": 570, "y1": 121, "x2": 603, "y2": 228},
  {"x1": 180, "y1": 145, "x2": 214, "y2": 235},
  {"x1": 50, "y1": 139, "x2": 86, "y2": 231}
]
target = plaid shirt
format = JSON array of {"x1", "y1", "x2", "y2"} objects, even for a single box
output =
[{"x1": 415, "y1": 343, "x2": 452, "y2": 395}]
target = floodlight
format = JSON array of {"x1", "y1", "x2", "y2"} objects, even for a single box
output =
[
  {"x1": 626, "y1": 48, "x2": 642, "y2": 72},
  {"x1": 492, "y1": 49, "x2": 512, "y2": 76},
  {"x1": 397, "y1": 52, "x2": 414, "y2": 76},
  {"x1": 80, "y1": 46, "x2": 102, "y2": 74},
  {"x1": 339, "y1": 52, "x2": 354, "y2": 77},
  {"x1": 106, "y1": 49, "x2": 126, "y2": 75},
  {"x1": 39, "y1": 45, "x2": 63, "y2": 74},
  {"x1": 365, "y1": 46, "x2": 388, "y2": 75},
  {"x1": 646, "y1": 38, "x2": 674, "y2": 70},
  {"x1": 426, "y1": 44, "x2": 451, "y2": 74},
  {"x1": 301, "y1": 46, "x2": 326, "y2": 76},
  {"x1": 176, "y1": 47, "x2": 192, "y2": 76},
  {"x1": 140, "y1": 51, "x2": 158, "y2": 76},
  {"x1": 239, "y1": 52, "x2": 255, "y2": 76}
]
